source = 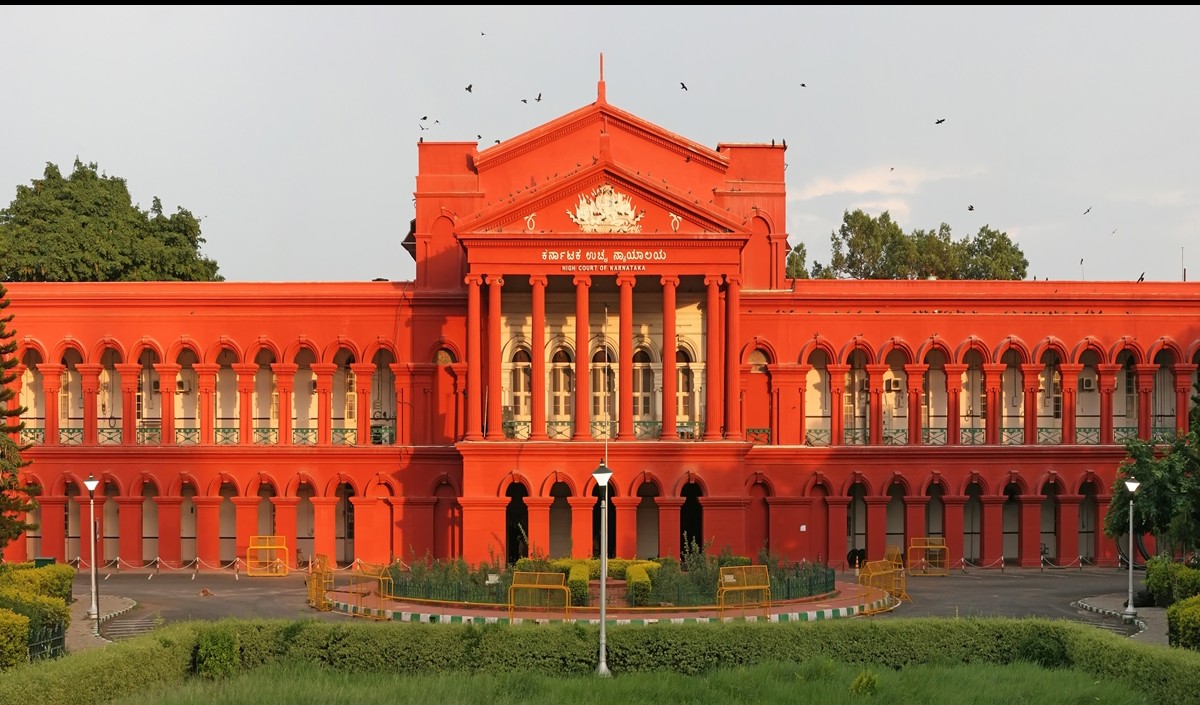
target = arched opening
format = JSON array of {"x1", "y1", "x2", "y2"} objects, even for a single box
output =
[
  {"x1": 680, "y1": 481, "x2": 704, "y2": 558},
  {"x1": 505, "y1": 483, "x2": 529, "y2": 565},
  {"x1": 591, "y1": 482, "x2": 616, "y2": 559}
]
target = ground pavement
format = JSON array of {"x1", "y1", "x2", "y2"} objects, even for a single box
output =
[{"x1": 65, "y1": 564, "x2": 1168, "y2": 654}]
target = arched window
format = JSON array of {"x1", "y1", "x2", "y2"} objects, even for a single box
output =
[
  {"x1": 633, "y1": 349, "x2": 654, "y2": 418},
  {"x1": 676, "y1": 349, "x2": 694, "y2": 420},
  {"x1": 550, "y1": 349, "x2": 573, "y2": 419},
  {"x1": 510, "y1": 350, "x2": 532, "y2": 417},
  {"x1": 591, "y1": 348, "x2": 615, "y2": 435}
]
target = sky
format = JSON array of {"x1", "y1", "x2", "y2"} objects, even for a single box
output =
[{"x1": 3, "y1": 6, "x2": 1198, "y2": 284}]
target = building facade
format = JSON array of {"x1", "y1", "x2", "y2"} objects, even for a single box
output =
[{"x1": 4, "y1": 75, "x2": 1198, "y2": 573}]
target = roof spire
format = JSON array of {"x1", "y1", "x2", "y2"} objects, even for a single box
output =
[{"x1": 597, "y1": 52, "x2": 606, "y2": 103}]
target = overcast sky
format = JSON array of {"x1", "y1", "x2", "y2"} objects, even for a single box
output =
[{"x1": 3, "y1": 6, "x2": 1198, "y2": 283}]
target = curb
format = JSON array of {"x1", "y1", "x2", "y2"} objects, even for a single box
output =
[
  {"x1": 1073, "y1": 598, "x2": 1146, "y2": 637},
  {"x1": 326, "y1": 595, "x2": 895, "y2": 626}
]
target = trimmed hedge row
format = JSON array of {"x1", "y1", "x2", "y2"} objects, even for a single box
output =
[
  {"x1": 3, "y1": 615, "x2": 1199, "y2": 705},
  {"x1": 0, "y1": 564, "x2": 74, "y2": 669}
]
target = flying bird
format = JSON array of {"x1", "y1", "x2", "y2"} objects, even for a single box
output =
[
  {"x1": 521, "y1": 99, "x2": 528, "y2": 103},
  {"x1": 967, "y1": 205, "x2": 974, "y2": 211},
  {"x1": 420, "y1": 116, "x2": 427, "y2": 121},
  {"x1": 1083, "y1": 206, "x2": 1092, "y2": 215},
  {"x1": 800, "y1": 83, "x2": 807, "y2": 87},
  {"x1": 535, "y1": 92, "x2": 542, "y2": 102},
  {"x1": 935, "y1": 118, "x2": 946, "y2": 124},
  {"x1": 465, "y1": 84, "x2": 473, "y2": 92},
  {"x1": 1137, "y1": 272, "x2": 1145, "y2": 283},
  {"x1": 680, "y1": 82, "x2": 688, "y2": 91}
]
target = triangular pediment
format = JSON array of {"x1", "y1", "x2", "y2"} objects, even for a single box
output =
[{"x1": 458, "y1": 164, "x2": 749, "y2": 239}]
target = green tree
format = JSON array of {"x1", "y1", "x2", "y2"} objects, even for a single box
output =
[
  {"x1": 1104, "y1": 385, "x2": 1200, "y2": 560},
  {"x1": 0, "y1": 159, "x2": 223, "y2": 282},
  {"x1": 785, "y1": 243, "x2": 809, "y2": 279},
  {"x1": 0, "y1": 282, "x2": 40, "y2": 550},
  {"x1": 819, "y1": 209, "x2": 1027, "y2": 280}
]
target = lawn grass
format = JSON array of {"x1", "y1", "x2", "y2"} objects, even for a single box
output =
[{"x1": 110, "y1": 657, "x2": 1150, "y2": 705}]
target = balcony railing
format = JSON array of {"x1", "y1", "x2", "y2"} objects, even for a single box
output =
[
  {"x1": 805, "y1": 429, "x2": 830, "y2": 447},
  {"x1": 60, "y1": 428, "x2": 83, "y2": 445},
  {"x1": 20, "y1": 427, "x2": 45, "y2": 446},
  {"x1": 746, "y1": 427, "x2": 771, "y2": 445},
  {"x1": 502, "y1": 419, "x2": 530, "y2": 440},
  {"x1": 922, "y1": 427, "x2": 947, "y2": 446},
  {"x1": 960, "y1": 427, "x2": 985, "y2": 445},
  {"x1": 176, "y1": 427, "x2": 200, "y2": 445},
  {"x1": 882, "y1": 428, "x2": 907, "y2": 446},
  {"x1": 215, "y1": 427, "x2": 238, "y2": 445},
  {"x1": 370, "y1": 424, "x2": 396, "y2": 445},
  {"x1": 843, "y1": 428, "x2": 867, "y2": 446},
  {"x1": 546, "y1": 420, "x2": 573, "y2": 440},
  {"x1": 1001, "y1": 427, "x2": 1024, "y2": 445},
  {"x1": 293, "y1": 427, "x2": 316, "y2": 445},
  {"x1": 253, "y1": 428, "x2": 278, "y2": 445},
  {"x1": 332, "y1": 428, "x2": 356, "y2": 446},
  {"x1": 1114, "y1": 426, "x2": 1137, "y2": 443},
  {"x1": 634, "y1": 420, "x2": 661, "y2": 440},
  {"x1": 1076, "y1": 426, "x2": 1100, "y2": 445},
  {"x1": 590, "y1": 420, "x2": 616, "y2": 440},
  {"x1": 675, "y1": 420, "x2": 703, "y2": 440},
  {"x1": 1036, "y1": 427, "x2": 1062, "y2": 445},
  {"x1": 136, "y1": 424, "x2": 161, "y2": 445}
]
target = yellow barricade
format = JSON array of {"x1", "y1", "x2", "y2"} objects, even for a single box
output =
[
  {"x1": 716, "y1": 565, "x2": 771, "y2": 617},
  {"x1": 246, "y1": 535, "x2": 289, "y2": 577},
  {"x1": 857, "y1": 558, "x2": 909, "y2": 613},
  {"x1": 350, "y1": 561, "x2": 394, "y2": 620},
  {"x1": 907, "y1": 537, "x2": 950, "y2": 576},
  {"x1": 307, "y1": 554, "x2": 334, "y2": 611},
  {"x1": 507, "y1": 571, "x2": 570, "y2": 620},
  {"x1": 884, "y1": 544, "x2": 904, "y2": 570}
]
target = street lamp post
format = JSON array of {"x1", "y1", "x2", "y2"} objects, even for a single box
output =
[
  {"x1": 83, "y1": 474, "x2": 100, "y2": 635},
  {"x1": 1124, "y1": 479, "x2": 1140, "y2": 621},
  {"x1": 592, "y1": 461, "x2": 613, "y2": 677}
]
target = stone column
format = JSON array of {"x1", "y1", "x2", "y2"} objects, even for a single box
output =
[
  {"x1": 465, "y1": 274, "x2": 484, "y2": 440},
  {"x1": 572, "y1": 275, "x2": 592, "y2": 440},
  {"x1": 724, "y1": 274, "x2": 742, "y2": 438},
  {"x1": 486, "y1": 275, "x2": 504, "y2": 439},
  {"x1": 659, "y1": 276, "x2": 678, "y2": 440},
  {"x1": 617, "y1": 274, "x2": 636, "y2": 441},
  {"x1": 530, "y1": 276, "x2": 549, "y2": 440},
  {"x1": 703, "y1": 275, "x2": 723, "y2": 440}
]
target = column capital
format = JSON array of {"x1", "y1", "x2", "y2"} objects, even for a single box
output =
[
  {"x1": 724, "y1": 273, "x2": 742, "y2": 287},
  {"x1": 572, "y1": 274, "x2": 592, "y2": 288},
  {"x1": 486, "y1": 274, "x2": 505, "y2": 286},
  {"x1": 529, "y1": 274, "x2": 548, "y2": 287},
  {"x1": 660, "y1": 275, "x2": 679, "y2": 287},
  {"x1": 704, "y1": 274, "x2": 723, "y2": 287},
  {"x1": 465, "y1": 273, "x2": 484, "y2": 286},
  {"x1": 615, "y1": 273, "x2": 637, "y2": 286}
]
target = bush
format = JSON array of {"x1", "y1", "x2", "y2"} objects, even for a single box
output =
[
  {"x1": 1168, "y1": 593, "x2": 1200, "y2": 649},
  {"x1": 194, "y1": 624, "x2": 240, "y2": 679}
]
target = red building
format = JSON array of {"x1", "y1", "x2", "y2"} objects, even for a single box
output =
[{"x1": 4, "y1": 74, "x2": 1197, "y2": 573}]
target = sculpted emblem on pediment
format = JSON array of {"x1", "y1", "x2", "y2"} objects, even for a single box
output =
[{"x1": 566, "y1": 184, "x2": 645, "y2": 233}]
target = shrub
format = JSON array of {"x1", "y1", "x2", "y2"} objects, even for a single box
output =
[
  {"x1": 194, "y1": 624, "x2": 240, "y2": 680},
  {"x1": 848, "y1": 668, "x2": 879, "y2": 697}
]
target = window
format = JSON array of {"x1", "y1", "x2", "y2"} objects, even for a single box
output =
[
  {"x1": 676, "y1": 350, "x2": 694, "y2": 419},
  {"x1": 550, "y1": 349, "x2": 573, "y2": 418},
  {"x1": 633, "y1": 349, "x2": 653, "y2": 418},
  {"x1": 345, "y1": 371, "x2": 356, "y2": 422},
  {"x1": 590, "y1": 349, "x2": 615, "y2": 421},
  {"x1": 510, "y1": 350, "x2": 531, "y2": 417}
]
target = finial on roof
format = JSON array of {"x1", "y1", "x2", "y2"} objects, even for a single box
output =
[{"x1": 598, "y1": 52, "x2": 606, "y2": 103}]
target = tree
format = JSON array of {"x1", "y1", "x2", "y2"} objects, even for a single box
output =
[
  {"x1": 816, "y1": 209, "x2": 1027, "y2": 280},
  {"x1": 1104, "y1": 385, "x2": 1200, "y2": 560},
  {"x1": 0, "y1": 159, "x2": 223, "y2": 282},
  {"x1": 0, "y1": 282, "x2": 39, "y2": 551}
]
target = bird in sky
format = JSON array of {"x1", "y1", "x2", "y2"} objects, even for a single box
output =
[
  {"x1": 1137, "y1": 272, "x2": 1145, "y2": 282},
  {"x1": 967, "y1": 205, "x2": 974, "y2": 211},
  {"x1": 420, "y1": 116, "x2": 427, "y2": 121},
  {"x1": 680, "y1": 82, "x2": 688, "y2": 91},
  {"x1": 494, "y1": 139, "x2": 500, "y2": 144},
  {"x1": 465, "y1": 84, "x2": 473, "y2": 93},
  {"x1": 935, "y1": 118, "x2": 946, "y2": 124},
  {"x1": 1083, "y1": 206, "x2": 1092, "y2": 215},
  {"x1": 521, "y1": 99, "x2": 528, "y2": 103},
  {"x1": 476, "y1": 134, "x2": 482, "y2": 140},
  {"x1": 536, "y1": 92, "x2": 542, "y2": 102},
  {"x1": 890, "y1": 167, "x2": 894, "y2": 171},
  {"x1": 800, "y1": 83, "x2": 807, "y2": 87}
]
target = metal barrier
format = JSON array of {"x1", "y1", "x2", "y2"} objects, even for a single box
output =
[
  {"x1": 245, "y1": 535, "x2": 289, "y2": 577},
  {"x1": 857, "y1": 559, "x2": 909, "y2": 613},
  {"x1": 349, "y1": 561, "x2": 394, "y2": 619},
  {"x1": 507, "y1": 571, "x2": 570, "y2": 620},
  {"x1": 716, "y1": 565, "x2": 771, "y2": 617},
  {"x1": 307, "y1": 554, "x2": 334, "y2": 611},
  {"x1": 907, "y1": 537, "x2": 950, "y2": 577}
]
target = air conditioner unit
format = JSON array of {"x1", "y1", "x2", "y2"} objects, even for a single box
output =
[
  {"x1": 176, "y1": 379, "x2": 192, "y2": 394},
  {"x1": 886, "y1": 378, "x2": 903, "y2": 392},
  {"x1": 1081, "y1": 377, "x2": 1096, "y2": 392},
  {"x1": 151, "y1": 380, "x2": 160, "y2": 393},
  {"x1": 311, "y1": 379, "x2": 319, "y2": 394}
]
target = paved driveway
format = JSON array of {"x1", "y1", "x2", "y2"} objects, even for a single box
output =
[{"x1": 77, "y1": 565, "x2": 1143, "y2": 640}]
